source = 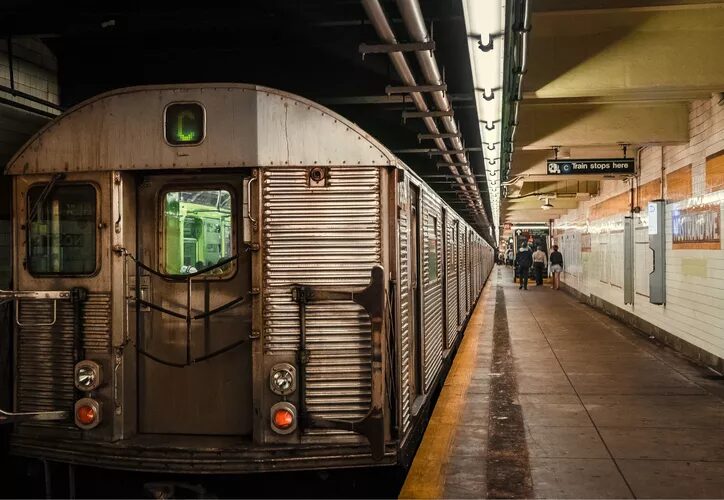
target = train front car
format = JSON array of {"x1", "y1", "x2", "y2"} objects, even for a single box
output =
[{"x1": 0, "y1": 84, "x2": 493, "y2": 473}]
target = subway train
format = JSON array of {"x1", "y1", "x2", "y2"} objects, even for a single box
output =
[{"x1": 0, "y1": 84, "x2": 493, "y2": 473}]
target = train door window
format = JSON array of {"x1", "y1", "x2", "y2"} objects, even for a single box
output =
[
  {"x1": 161, "y1": 189, "x2": 235, "y2": 276},
  {"x1": 27, "y1": 183, "x2": 97, "y2": 275},
  {"x1": 428, "y1": 215, "x2": 439, "y2": 282}
]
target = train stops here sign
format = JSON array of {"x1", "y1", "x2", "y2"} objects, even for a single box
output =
[{"x1": 547, "y1": 158, "x2": 636, "y2": 176}]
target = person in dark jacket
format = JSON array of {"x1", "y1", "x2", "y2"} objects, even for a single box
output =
[
  {"x1": 516, "y1": 243, "x2": 533, "y2": 290},
  {"x1": 549, "y1": 245, "x2": 564, "y2": 290}
]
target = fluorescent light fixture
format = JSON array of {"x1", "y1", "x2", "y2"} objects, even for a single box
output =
[{"x1": 462, "y1": 0, "x2": 506, "y2": 236}]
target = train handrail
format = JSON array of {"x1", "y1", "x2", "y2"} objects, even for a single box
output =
[
  {"x1": 291, "y1": 265, "x2": 387, "y2": 461},
  {"x1": 116, "y1": 249, "x2": 247, "y2": 367},
  {"x1": 0, "y1": 289, "x2": 71, "y2": 327},
  {"x1": 127, "y1": 253, "x2": 239, "y2": 282},
  {"x1": 0, "y1": 408, "x2": 69, "y2": 424}
]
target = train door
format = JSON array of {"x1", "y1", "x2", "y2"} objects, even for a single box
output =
[
  {"x1": 409, "y1": 184, "x2": 423, "y2": 401},
  {"x1": 135, "y1": 173, "x2": 252, "y2": 435}
]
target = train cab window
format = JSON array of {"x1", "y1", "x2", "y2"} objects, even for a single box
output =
[
  {"x1": 162, "y1": 189, "x2": 234, "y2": 276},
  {"x1": 27, "y1": 184, "x2": 97, "y2": 275},
  {"x1": 428, "y1": 215, "x2": 439, "y2": 281}
]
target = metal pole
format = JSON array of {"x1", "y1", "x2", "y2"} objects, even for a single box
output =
[{"x1": 186, "y1": 277, "x2": 192, "y2": 365}]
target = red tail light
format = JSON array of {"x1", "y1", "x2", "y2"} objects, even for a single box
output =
[
  {"x1": 273, "y1": 408, "x2": 294, "y2": 429},
  {"x1": 76, "y1": 405, "x2": 96, "y2": 425},
  {"x1": 270, "y1": 402, "x2": 297, "y2": 435},
  {"x1": 74, "y1": 398, "x2": 101, "y2": 430}
]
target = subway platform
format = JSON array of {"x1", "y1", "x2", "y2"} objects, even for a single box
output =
[{"x1": 400, "y1": 266, "x2": 724, "y2": 499}]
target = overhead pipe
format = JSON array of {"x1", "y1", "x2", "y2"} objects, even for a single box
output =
[
  {"x1": 361, "y1": 0, "x2": 488, "y2": 226},
  {"x1": 513, "y1": 0, "x2": 530, "y2": 102},
  {"x1": 504, "y1": 0, "x2": 531, "y2": 182},
  {"x1": 394, "y1": 0, "x2": 490, "y2": 225}
]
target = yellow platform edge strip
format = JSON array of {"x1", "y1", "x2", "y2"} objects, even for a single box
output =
[{"x1": 398, "y1": 282, "x2": 492, "y2": 499}]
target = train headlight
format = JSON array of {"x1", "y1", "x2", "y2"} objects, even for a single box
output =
[
  {"x1": 74, "y1": 360, "x2": 102, "y2": 392},
  {"x1": 269, "y1": 363, "x2": 296, "y2": 396},
  {"x1": 74, "y1": 398, "x2": 102, "y2": 430},
  {"x1": 270, "y1": 402, "x2": 297, "y2": 434}
]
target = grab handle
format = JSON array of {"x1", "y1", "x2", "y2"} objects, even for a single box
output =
[
  {"x1": 1, "y1": 289, "x2": 71, "y2": 327},
  {"x1": 247, "y1": 171, "x2": 258, "y2": 227}
]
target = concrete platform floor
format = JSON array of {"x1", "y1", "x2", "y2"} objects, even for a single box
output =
[{"x1": 400, "y1": 266, "x2": 724, "y2": 499}]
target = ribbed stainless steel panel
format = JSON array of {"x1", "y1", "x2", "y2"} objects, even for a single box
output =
[
  {"x1": 421, "y1": 189, "x2": 443, "y2": 392},
  {"x1": 445, "y1": 213, "x2": 459, "y2": 347},
  {"x1": 82, "y1": 293, "x2": 113, "y2": 354},
  {"x1": 398, "y1": 182, "x2": 411, "y2": 436},
  {"x1": 470, "y1": 234, "x2": 476, "y2": 306},
  {"x1": 16, "y1": 293, "x2": 111, "y2": 429},
  {"x1": 458, "y1": 225, "x2": 467, "y2": 317},
  {"x1": 262, "y1": 167, "x2": 381, "y2": 429}
]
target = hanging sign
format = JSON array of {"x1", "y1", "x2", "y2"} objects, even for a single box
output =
[{"x1": 547, "y1": 158, "x2": 636, "y2": 175}]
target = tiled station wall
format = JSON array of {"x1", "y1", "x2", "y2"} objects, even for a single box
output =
[
  {"x1": 554, "y1": 95, "x2": 724, "y2": 368},
  {"x1": 0, "y1": 38, "x2": 59, "y2": 162},
  {"x1": 0, "y1": 38, "x2": 59, "y2": 109}
]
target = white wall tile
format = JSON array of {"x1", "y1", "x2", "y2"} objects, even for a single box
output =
[{"x1": 554, "y1": 96, "x2": 724, "y2": 362}]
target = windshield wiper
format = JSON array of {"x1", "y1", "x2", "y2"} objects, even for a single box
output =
[{"x1": 27, "y1": 173, "x2": 65, "y2": 223}]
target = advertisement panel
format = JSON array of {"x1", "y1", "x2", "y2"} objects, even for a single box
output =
[{"x1": 672, "y1": 204, "x2": 721, "y2": 250}]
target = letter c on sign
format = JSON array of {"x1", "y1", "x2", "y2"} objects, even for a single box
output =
[{"x1": 176, "y1": 111, "x2": 196, "y2": 142}]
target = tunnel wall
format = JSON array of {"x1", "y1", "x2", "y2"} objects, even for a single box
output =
[{"x1": 553, "y1": 95, "x2": 724, "y2": 372}]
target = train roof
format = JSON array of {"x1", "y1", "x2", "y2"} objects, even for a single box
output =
[{"x1": 5, "y1": 84, "x2": 397, "y2": 175}]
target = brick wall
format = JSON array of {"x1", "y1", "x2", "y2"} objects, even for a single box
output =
[{"x1": 554, "y1": 95, "x2": 724, "y2": 368}]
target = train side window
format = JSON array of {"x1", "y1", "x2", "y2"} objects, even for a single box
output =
[
  {"x1": 162, "y1": 189, "x2": 234, "y2": 276},
  {"x1": 27, "y1": 183, "x2": 97, "y2": 275},
  {"x1": 428, "y1": 215, "x2": 439, "y2": 281}
]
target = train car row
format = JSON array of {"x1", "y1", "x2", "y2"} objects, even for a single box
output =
[{"x1": 0, "y1": 84, "x2": 493, "y2": 473}]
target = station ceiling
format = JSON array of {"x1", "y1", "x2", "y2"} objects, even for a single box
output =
[
  {"x1": 504, "y1": 0, "x2": 724, "y2": 226},
  {"x1": 0, "y1": 1, "x2": 496, "y2": 241}
]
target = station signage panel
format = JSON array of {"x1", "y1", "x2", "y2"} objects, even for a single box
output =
[{"x1": 546, "y1": 158, "x2": 635, "y2": 176}]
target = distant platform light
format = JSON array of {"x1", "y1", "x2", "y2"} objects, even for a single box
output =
[{"x1": 165, "y1": 102, "x2": 205, "y2": 146}]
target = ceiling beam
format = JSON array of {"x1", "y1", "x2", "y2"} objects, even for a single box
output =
[
  {"x1": 533, "y1": 0, "x2": 722, "y2": 14},
  {"x1": 524, "y1": 6, "x2": 724, "y2": 102},
  {"x1": 516, "y1": 101, "x2": 689, "y2": 149}
]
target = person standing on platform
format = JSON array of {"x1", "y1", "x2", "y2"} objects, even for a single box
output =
[
  {"x1": 549, "y1": 245, "x2": 563, "y2": 290},
  {"x1": 532, "y1": 245, "x2": 547, "y2": 286},
  {"x1": 517, "y1": 243, "x2": 533, "y2": 290},
  {"x1": 506, "y1": 247, "x2": 513, "y2": 266}
]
